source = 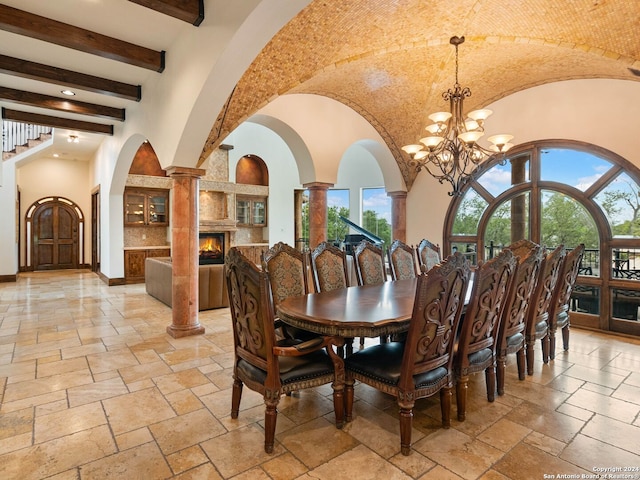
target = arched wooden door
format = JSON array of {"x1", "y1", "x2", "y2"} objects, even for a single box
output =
[{"x1": 29, "y1": 197, "x2": 81, "y2": 270}]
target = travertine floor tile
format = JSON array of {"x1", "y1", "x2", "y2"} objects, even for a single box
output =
[
  {"x1": 493, "y1": 442, "x2": 590, "y2": 480},
  {"x1": 413, "y1": 428, "x2": 504, "y2": 480},
  {"x1": 308, "y1": 444, "x2": 412, "y2": 480},
  {"x1": 277, "y1": 417, "x2": 360, "y2": 468},
  {"x1": 34, "y1": 401, "x2": 106, "y2": 443},
  {"x1": 1, "y1": 271, "x2": 640, "y2": 479},
  {"x1": 102, "y1": 387, "x2": 176, "y2": 435},
  {"x1": 79, "y1": 441, "x2": 172, "y2": 479},
  {"x1": 150, "y1": 407, "x2": 226, "y2": 455}
]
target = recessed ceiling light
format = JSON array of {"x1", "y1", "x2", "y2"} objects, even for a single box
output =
[
  {"x1": 53, "y1": 153, "x2": 59, "y2": 157},
  {"x1": 61, "y1": 89, "x2": 76, "y2": 96}
]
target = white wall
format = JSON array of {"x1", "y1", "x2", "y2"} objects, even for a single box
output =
[
  {"x1": 0, "y1": 160, "x2": 17, "y2": 276},
  {"x1": 336, "y1": 143, "x2": 385, "y2": 225},
  {"x1": 225, "y1": 122, "x2": 301, "y2": 245}
]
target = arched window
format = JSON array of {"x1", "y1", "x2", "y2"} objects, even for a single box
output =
[{"x1": 444, "y1": 140, "x2": 640, "y2": 337}]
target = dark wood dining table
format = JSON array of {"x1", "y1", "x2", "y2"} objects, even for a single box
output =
[
  {"x1": 276, "y1": 275, "x2": 474, "y2": 355},
  {"x1": 277, "y1": 278, "x2": 418, "y2": 340}
]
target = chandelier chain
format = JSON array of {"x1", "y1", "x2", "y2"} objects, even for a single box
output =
[{"x1": 401, "y1": 35, "x2": 514, "y2": 196}]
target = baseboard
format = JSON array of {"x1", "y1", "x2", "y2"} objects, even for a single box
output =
[
  {"x1": 96, "y1": 270, "x2": 126, "y2": 286},
  {"x1": 0, "y1": 274, "x2": 17, "y2": 283}
]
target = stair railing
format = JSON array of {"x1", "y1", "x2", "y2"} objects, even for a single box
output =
[{"x1": 2, "y1": 121, "x2": 53, "y2": 154}]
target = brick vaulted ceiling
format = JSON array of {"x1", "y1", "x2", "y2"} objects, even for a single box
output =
[{"x1": 202, "y1": 0, "x2": 640, "y2": 190}]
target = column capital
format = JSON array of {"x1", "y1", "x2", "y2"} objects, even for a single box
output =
[
  {"x1": 166, "y1": 166, "x2": 206, "y2": 178},
  {"x1": 303, "y1": 181, "x2": 333, "y2": 190},
  {"x1": 387, "y1": 190, "x2": 408, "y2": 199}
]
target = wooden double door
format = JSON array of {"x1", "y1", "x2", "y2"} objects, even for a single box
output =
[{"x1": 32, "y1": 199, "x2": 80, "y2": 270}]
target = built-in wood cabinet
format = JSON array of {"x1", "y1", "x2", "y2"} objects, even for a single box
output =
[
  {"x1": 124, "y1": 188, "x2": 169, "y2": 227},
  {"x1": 236, "y1": 196, "x2": 267, "y2": 227},
  {"x1": 124, "y1": 247, "x2": 170, "y2": 283}
]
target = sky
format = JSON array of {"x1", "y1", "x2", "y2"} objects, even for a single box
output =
[
  {"x1": 475, "y1": 148, "x2": 637, "y2": 226},
  {"x1": 327, "y1": 187, "x2": 392, "y2": 223}
]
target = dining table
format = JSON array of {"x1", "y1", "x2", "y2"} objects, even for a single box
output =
[
  {"x1": 277, "y1": 278, "x2": 418, "y2": 341},
  {"x1": 276, "y1": 275, "x2": 474, "y2": 355}
]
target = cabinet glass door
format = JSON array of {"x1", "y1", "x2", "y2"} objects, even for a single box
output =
[
  {"x1": 125, "y1": 193, "x2": 146, "y2": 224},
  {"x1": 253, "y1": 200, "x2": 266, "y2": 225},
  {"x1": 148, "y1": 195, "x2": 167, "y2": 224},
  {"x1": 237, "y1": 199, "x2": 250, "y2": 224}
]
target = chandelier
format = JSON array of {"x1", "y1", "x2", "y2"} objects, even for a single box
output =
[{"x1": 402, "y1": 36, "x2": 514, "y2": 196}]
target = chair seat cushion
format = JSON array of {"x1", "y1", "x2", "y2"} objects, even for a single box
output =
[
  {"x1": 237, "y1": 349, "x2": 334, "y2": 386},
  {"x1": 468, "y1": 347, "x2": 493, "y2": 366},
  {"x1": 535, "y1": 319, "x2": 547, "y2": 335},
  {"x1": 556, "y1": 311, "x2": 569, "y2": 329},
  {"x1": 506, "y1": 332, "x2": 524, "y2": 348},
  {"x1": 345, "y1": 342, "x2": 448, "y2": 388}
]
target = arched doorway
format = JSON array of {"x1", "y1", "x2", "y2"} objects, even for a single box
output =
[{"x1": 26, "y1": 197, "x2": 84, "y2": 271}]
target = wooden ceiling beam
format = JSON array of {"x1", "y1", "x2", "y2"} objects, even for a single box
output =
[
  {"x1": 0, "y1": 5, "x2": 165, "y2": 72},
  {"x1": 2, "y1": 108, "x2": 113, "y2": 135},
  {"x1": 0, "y1": 87, "x2": 125, "y2": 121},
  {"x1": 128, "y1": 0, "x2": 204, "y2": 26},
  {"x1": 0, "y1": 55, "x2": 141, "y2": 102}
]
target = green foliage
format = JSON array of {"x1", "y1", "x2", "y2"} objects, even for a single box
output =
[
  {"x1": 300, "y1": 203, "x2": 351, "y2": 248},
  {"x1": 328, "y1": 206, "x2": 350, "y2": 242},
  {"x1": 452, "y1": 193, "x2": 487, "y2": 235},
  {"x1": 484, "y1": 201, "x2": 512, "y2": 247},
  {"x1": 541, "y1": 192, "x2": 599, "y2": 248},
  {"x1": 362, "y1": 209, "x2": 391, "y2": 248},
  {"x1": 600, "y1": 186, "x2": 640, "y2": 236}
]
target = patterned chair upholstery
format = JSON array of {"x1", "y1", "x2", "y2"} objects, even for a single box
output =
[
  {"x1": 453, "y1": 249, "x2": 517, "y2": 421},
  {"x1": 226, "y1": 248, "x2": 345, "y2": 453},
  {"x1": 388, "y1": 239, "x2": 418, "y2": 281},
  {"x1": 417, "y1": 238, "x2": 441, "y2": 272},
  {"x1": 262, "y1": 242, "x2": 314, "y2": 340},
  {"x1": 310, "y1": 242, "x2": 349, "y2": 293},
  {"x1": 345, "y1": 252, "x2": 471, "y2": 455},
  {"x1": 353, "y1": 240, "x2": 386, "y2": 286}
]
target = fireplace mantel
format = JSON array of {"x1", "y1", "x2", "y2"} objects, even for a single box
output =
[{"x1": 200, "y1": 219, "x2": 237, "y2": 232}]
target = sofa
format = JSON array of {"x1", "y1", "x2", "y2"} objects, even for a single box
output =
[{"x1": 145, "y1": 257, "x2": 229, "y2": 310}]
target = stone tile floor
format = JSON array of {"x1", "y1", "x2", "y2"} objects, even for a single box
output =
[{"x1": 0, "y1": 270, "x2": 639, "y2": 479}]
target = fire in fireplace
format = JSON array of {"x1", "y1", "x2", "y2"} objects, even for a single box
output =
[{"x1": 199, "y1": 232, "x2": 225, "y2": 264}]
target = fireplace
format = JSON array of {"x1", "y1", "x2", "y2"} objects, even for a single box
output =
[{"x1": 199, "y1": 232, "x2": 225, "y2": 264}]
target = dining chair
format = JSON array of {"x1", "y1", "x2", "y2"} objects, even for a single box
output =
[
  {"x1": 262, "y1": 241, "x2": 315, "y2": 340},
  {"x1": 225, "y1": 247, "x2": 345, "y2": 453},
  {"x1": 344, "y1": 252, "x2": 471, "y2": 456},
  {"x1": 547, "y1": 244, "x2": 585, "y2": 360},
  {"x1": 309, "y1": 241, "x2": 349, "y2": 293},
  {"x1": 416, "y1": 238, "x2": 441, "y2": 272},
  {"x1": 524, "y1": 244, "x2": 566, "y2": 375},
  {"x1": 388, "y1": 239, "x2": 418, "y2": 281},
  {"x1": 353, "y1": 239, "x2": 387, "y2": 286},
  {"x1": 353, "y1": 239, "x2": 388, "y2": 345},
  {"x1": 453, "y1": 249, "x2": 517, "y2": 421},
  {"x1": 496, "y1": 240, "x2": 543, "y2": 396}
]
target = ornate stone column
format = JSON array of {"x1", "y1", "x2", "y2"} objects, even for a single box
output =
[
  {"x1": 166, "y1": 166, "x2": 206, "y2": 338},
  {"x1": 510, "y1": 156, "x2": 528, "y2": 243},
  {"x1": 388, "y1": 191, "x2": 408, "y2": 243},
  {"x1": 294, "y1": 189, "x2": 304, "y2": 251},
  {"x1": 304, "y1": 182, "x2": 332, "y2": 250}
]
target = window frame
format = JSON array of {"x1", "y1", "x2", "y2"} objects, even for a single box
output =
[{"x1": 444, "y1": 139, "x2": 640, "y2": 336}]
